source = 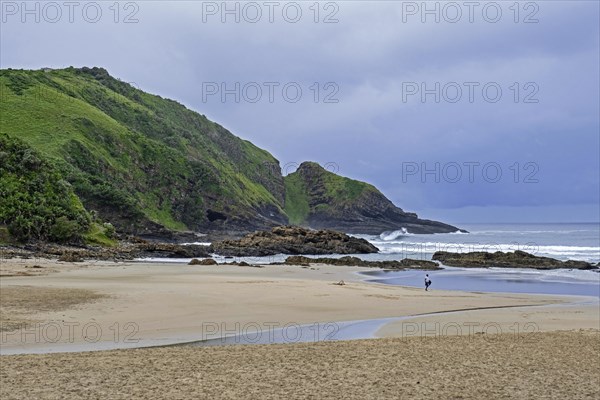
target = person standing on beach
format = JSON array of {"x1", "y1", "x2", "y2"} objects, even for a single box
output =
[{"x1": 424, "y1": 274, "x2": 432, "y2": 291}]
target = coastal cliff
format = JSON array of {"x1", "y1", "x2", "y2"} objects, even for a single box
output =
[
  {"x1": 0, "y1": 67, "x2": 460, "y2": 244},
  {"x1": 285, "y1": 162, "x2": 462, "y2": 234}
]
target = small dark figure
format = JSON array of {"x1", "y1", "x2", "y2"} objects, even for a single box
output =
[{"x1": 424, "y1": 274, "x2": 432, "y2": 291}]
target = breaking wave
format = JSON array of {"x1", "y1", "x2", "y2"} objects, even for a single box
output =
[{"x1": 379, "y1": 228, "x2": 411, "y2": 241}]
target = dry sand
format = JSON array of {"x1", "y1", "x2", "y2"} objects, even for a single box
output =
[
  {"x1": 0, "y1": 286, "x2": 106, "y2": 332},
  {"x1": 1, "y1": 330, "x2": 598, "y2": 399},
  {"x1": 0, "y1": 257, "x2": 599, "y2": 399}
]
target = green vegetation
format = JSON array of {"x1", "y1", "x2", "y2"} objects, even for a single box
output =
[
  {"x1": 0, "y1": 67, "x2": 287, "y2": 237},
  {"x1": 284, "y1": 173, "x2": 310, "y2": 225},
  {"x1": 320, "y1": 169, "x2": 375, "y2": 202},
  {"x1": 0, "y1": 226, "x2": 12, "y2": 244},
  {"x1": 283, "y1": 162, "x2": 379, "y2": 225},
  {"x1": 83, "y1": 222, "x2": 118, "y2": 247},
  {"x1": 0, "y1": 135, "x2": 90, "y2": 243},
  {"x1": 0, "y1": 67, "x2": 398, "y2": 244}
]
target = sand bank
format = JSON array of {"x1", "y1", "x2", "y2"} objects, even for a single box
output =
[{"x1": 1, "y1": 258, "x2": 597, "y2": 354}]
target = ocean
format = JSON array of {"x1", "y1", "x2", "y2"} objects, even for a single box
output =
[
  {"x1": 357, "y1": 223, "x2": 600, "y2": 297},
  {"x1": 354, "y1": 223, "x2": 600, "y2": 263}
]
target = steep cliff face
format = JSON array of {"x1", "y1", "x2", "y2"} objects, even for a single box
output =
[{"x1": 284, "y1": 162, "x2": 461, "y2": 234}]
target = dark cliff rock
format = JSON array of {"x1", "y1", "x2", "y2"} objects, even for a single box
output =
[
  {"x1": 284, "y1": 162, "x2": 463, "y2": 235},
  {"x1": 210, "y1": 226, "x2": 379, "y2": 257},
  {"x1": 432, "y1": 250, "x2": 598, "y2": 270}
]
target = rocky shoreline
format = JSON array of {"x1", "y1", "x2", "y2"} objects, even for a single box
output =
[
  {"x1": 433, "y1": 250, "x2": 599, "y2": 270},
  {"x1": 210, "y1": 226, "x2": 379, "y2": 256},
  {"x1": 0, "y1": 226, "x2": 378, "y2": 261},
  {"x1": 282, "y1": 256, "x2": 441, "y2": 270},
  {"x1": 2, "y1": 228, "x2": 598, "y2": 273},
  {"x1": 0, "y1": 242, "x2": 212, "y2": 262}
]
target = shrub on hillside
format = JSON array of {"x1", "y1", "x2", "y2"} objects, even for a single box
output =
[{"x1": 0, "y1": 134, "x2": 90, "y2": 243}]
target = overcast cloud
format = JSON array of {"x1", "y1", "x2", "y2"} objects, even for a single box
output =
[{"x1": 1, "y1": 0, "x2": 598, "y2": 223}]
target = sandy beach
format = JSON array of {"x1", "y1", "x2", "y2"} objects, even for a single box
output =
[
  {"x1": 1, "y1": 331, "x2": 599, "y2": 399},
  {"x1": 1, "y1": 257, "x2": 599, "y2": 398},
  {"x1": 2, "y1": 258, "x2": 597, "y2": 351}
]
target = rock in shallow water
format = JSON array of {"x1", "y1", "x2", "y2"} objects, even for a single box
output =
[
  {"x1": 188, "y1": 258, "x2": 218, "y2": 265},
  {"x1": 432, "y1": 250, "x2": 597, "y2": 270},
  {"x1": 283, "y1": 255, "x2": 440, "y2": 270}
]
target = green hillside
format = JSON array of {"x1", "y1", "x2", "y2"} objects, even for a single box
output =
[
  {"x1": 0, "y1": 67, "x2": 287, "y2": 240},
  {"x1": 284, "y1": 162, "x2": 379, "y2": 226},
  {"x1": 283, "y1": 162, "x2": 461, "y2": 234},
  {"x1": 0, "y1": 67, "x2": 460, "y2": 243}
]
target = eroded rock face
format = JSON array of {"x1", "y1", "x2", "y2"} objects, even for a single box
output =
[
  {"x1": 283, "y1": 255, "x2": 440, "y2": 270},
  {"x1": 432, "y1": 250, "x2": 597, "y2": 270},
  {"x1": 210, "y1": 226, "x2": 379, "y2": 257}
]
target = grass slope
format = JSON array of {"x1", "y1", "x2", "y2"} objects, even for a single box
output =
[
  {"x1": 0, "y1": 67, "x2": 286, "y2": 237},
  {"x1": 283, "y1": 173, "x2": 310, "y2": 225},
  {"x1": 284, "y1": 162, "x2": 379, "y2": 225}
]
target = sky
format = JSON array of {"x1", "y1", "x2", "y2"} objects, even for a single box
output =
[{"x1": 1, "y1": 1, "x2": 599, "y2": 224}]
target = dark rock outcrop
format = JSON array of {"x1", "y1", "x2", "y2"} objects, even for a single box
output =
[
  {"x1": 0, "y1": 242, "x2": 210, "y2": 261},
  {"x1": 432, "y1": 250, "x2": 598, "y2": 270},
  {"x1": 189, "y1": 258, "x2": 218, "y2": 265},
  {"x1": 283, "y1": 255, "x2": 441, "y2": 270},
  {"x1": 58, "y1": 252, "x2": 84, "y2": 263},
  {"x1": 210, "y1": 226, "x2": 379, "y2": 257},
  {"x1": 133, "y1": 243, "x2": 210, "y2": 259}
]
